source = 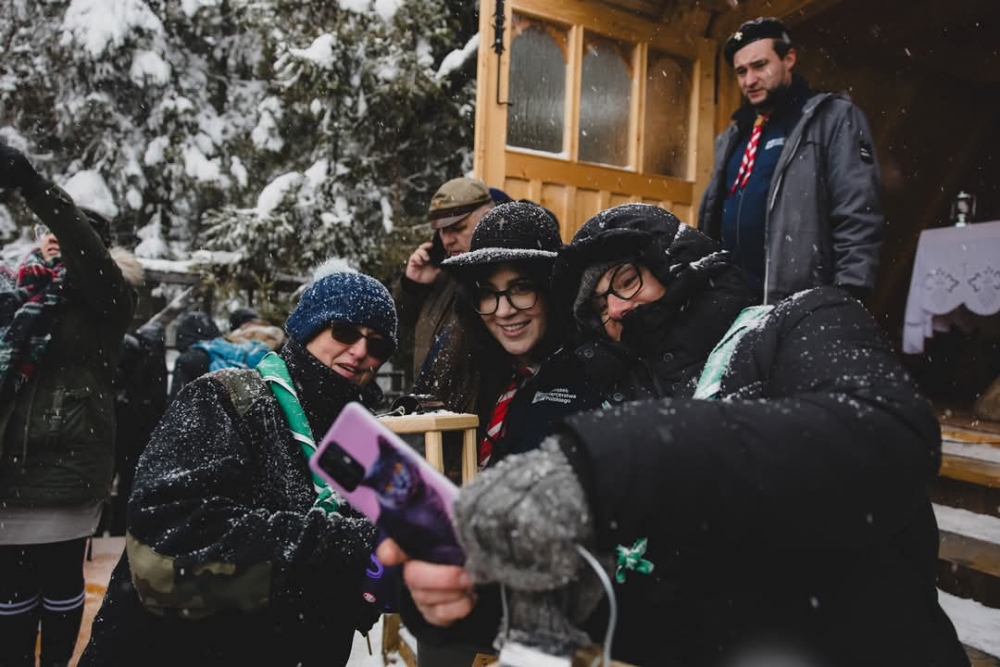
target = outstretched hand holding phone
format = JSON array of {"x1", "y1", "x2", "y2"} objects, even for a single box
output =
[{"x1": 377, "y1": 538, "x2": 478, "y2": 628}]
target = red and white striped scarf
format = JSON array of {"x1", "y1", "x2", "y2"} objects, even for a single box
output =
[
  {"x1": 730, "y1": 112, "x2": 771, "y2": 195},
  {"x1": 479, "y1": 365, "x2": 538, "y2": 470}
]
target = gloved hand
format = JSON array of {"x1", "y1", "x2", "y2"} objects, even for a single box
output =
[
  {"x1": 0, "y1": 143, "x2": 44, "y2": 197},
  {"x1": 454, "y1": 437, "x2": 595, "y2": 592},
  {"x1": 455, "y1": 438, "x2": 610, "y2": 658}
]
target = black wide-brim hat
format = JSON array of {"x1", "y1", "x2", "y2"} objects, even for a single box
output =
[{"x1": 441, "y1": 201, "x2": 562, "y2": 275}]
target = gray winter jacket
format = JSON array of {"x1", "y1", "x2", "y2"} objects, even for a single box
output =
[{"x1": 698, "y1": 89, "x2": 883, "y2": 303}]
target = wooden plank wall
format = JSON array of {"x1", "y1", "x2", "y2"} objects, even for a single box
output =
[
  {"x1": 475, "y1": 0, "x2": 716, "y2": 240},
  {"x1": 790, "y1": 14, "x2": 1000, "y2": 340}
]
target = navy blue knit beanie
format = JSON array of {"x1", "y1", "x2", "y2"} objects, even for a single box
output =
[{"x1": 285, "y1": 261, "x2": 398, "y2": 356}]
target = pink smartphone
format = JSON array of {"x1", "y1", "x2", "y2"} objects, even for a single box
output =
[{"x1": 310, "y1": 402, "x2": 465, "y2": 565}]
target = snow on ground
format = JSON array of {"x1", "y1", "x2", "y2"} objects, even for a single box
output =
[{"x1": 939, "y1": 589, "x2": 1000, "y2": 658}]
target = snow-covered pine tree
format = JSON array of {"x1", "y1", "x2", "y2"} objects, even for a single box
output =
[
  {"x1": 201, "y1": 0, "x2": 478, "y2": 286},
  {"x1": 1, "y1": 0, "x2": 477, "y2": 289}
]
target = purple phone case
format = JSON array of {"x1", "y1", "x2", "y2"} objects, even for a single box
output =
[{"x1": 310, "y1": 402, "x2": 465, "y2": 565}]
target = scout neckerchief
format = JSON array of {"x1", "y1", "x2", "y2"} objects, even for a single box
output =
[
  {"x1": 256, "y1": 352, "x2": 341, "y2": 513},
  {"x1": 479, "y1": 364, "x2": 538, "y2": 470},
  {"x1": 730, "y1": 112, "x2": 771, "y2": 196},
  {"x1": 693, "y1": 305, "x2": 773, "y2": 400}
]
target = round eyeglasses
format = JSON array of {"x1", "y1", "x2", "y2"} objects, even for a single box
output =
[
  {"x1": 473, "y1": 281, "x2": 539, "y2": 315},
  {"x1": 590, "y1": 262, "x2": 644, "y2": 322}
]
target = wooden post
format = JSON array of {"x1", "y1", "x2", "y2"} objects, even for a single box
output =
[{"x1": 378, "y1": 413, "x2": 481, "y2": 483}]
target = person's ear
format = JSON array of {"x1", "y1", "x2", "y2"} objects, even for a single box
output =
[{"x1": 784, "y1": 47, "x2": 797, "y2": 71}]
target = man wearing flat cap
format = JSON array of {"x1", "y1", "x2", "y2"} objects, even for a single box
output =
[
  {"x1": 698, "y1": 16, "x2": 883, "y2": 306},
  {"x1": 394, "y1": 177, "x2": 495, "y2": 379}
]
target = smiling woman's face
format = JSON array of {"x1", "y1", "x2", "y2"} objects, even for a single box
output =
[{"x1": 478, "y1": 265, "x2": 548, "y2": 365}]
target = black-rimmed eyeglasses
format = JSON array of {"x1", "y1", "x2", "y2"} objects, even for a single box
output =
[
  {"x1": 591, "y1": 262, "x2": 644, "y2": 322},
  {"x1": 329, "y1": 321, "x2": 393, "y2": 361},
  {"x1": 473, "y1": 281, "x2": 539, "y2": 315}
]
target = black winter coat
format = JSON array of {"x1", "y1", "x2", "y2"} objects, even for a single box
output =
[
  {"x1": 111, "y1": 322, "x2": 168, "y2": 535},
  {"x1": 485, "y1": 347, "x2": 605, "y2": 463},
  {"x1": 0, "y1": 184, "x2": 135, "y2": 508},
  {"x1": 80, "y1": 340, "x2": 380, "y2": 667},
  {"x1": 559, "y1": 287, "x2": 967, "y2": 667}
]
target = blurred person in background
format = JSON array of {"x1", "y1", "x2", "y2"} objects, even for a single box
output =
[{"x1": 0, "y1": 143, "x2": 136, "y2": 667}]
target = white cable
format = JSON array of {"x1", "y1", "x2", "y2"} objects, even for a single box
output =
[{"x1": 575, "y1": 544, "x2": 617, "y2": 667}]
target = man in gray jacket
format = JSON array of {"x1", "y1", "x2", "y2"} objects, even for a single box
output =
[{"x1": 698, "y1": 17, "x2": 883, "y2": 305}]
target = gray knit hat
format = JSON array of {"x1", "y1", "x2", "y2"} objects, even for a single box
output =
[{"x1": 572, "y1": 259, "x2": 619, "y2": 324}]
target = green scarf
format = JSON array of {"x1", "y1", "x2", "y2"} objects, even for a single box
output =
[
  {"x1": 256, "y1": 352, "x2": 341, "y2": 514},
  {"x1": 693, "y1": 305, "x2": 773, "y2": 400}
]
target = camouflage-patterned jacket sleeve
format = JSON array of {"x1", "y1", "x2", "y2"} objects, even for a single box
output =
[{"x1": 125, "y1": 374, "x2": 376, "y2": 620}]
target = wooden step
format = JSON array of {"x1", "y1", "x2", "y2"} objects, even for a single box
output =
[
  {"x1": 934, "y1": 503, "x2": 1000, "y2": 664},
  {"x1": 939, "y1": 453, "x2": 1000, "y2": 489},
  {"x1": 934, "y1": 504, "x2": 1000, "y2": 609},
  {"x1": 938, "y1": 590, "x2": 1000, "y2": 664}
]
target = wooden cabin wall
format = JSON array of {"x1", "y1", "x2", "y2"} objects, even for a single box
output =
[
  {"x1": 791, "y1": 31, "x2": 1000, "y2": 291},
  {"x1": 789, "y1": 16, "x2": 1000, "y2": 401},
  {"x1": 704, "y1": 0, "x2": 1000, "y2": 402}
]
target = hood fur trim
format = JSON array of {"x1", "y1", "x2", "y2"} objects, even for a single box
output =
[{"x1": 110, "y1": 246, "x2": 144, "y2": 287}]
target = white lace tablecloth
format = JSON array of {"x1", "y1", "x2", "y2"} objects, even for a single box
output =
[{"x1": 903, "y1": 220, "x2": 1000, "y2": 354}]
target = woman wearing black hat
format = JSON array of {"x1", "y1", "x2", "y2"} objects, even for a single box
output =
[
  {"x1": 397, "y1": 201, "x2": 603, "y2": 666},
  {"x1": 418, "y1": 200, "x2": 602, "y2": 469},
  {"x1": 446, "y1": 203, "x2": 968, "y2": 666}
]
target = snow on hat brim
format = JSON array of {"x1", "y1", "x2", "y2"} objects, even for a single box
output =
[
  {"x1": 442, "y1": 247, "x2": 557, "y2": 269},
  {"x1": 285, "y1": 264, "x2": 398, "y2": 356}
]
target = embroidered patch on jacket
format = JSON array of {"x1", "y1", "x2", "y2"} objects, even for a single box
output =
[
  {"x1": 764, "y1": 137, "x2": 785, "y2": 151},
  {"x1": 531, "y1": 387, "x2": 577, "y2": 405}
]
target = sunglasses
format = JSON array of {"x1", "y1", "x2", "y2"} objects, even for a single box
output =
[
  {"x1": 591, "y1": 262, "x2": 644, "y2": 322},
  {"x1": 329, "y1": 322, "x2": 393, "y2": 361}
]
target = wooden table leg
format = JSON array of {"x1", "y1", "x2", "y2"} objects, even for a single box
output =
[
  {"x1": 462, "y1": 427, "x2": 478, "y2": 484},
  {"x1": 424, "y1": 430, "x2": 444, "y2": 473}
]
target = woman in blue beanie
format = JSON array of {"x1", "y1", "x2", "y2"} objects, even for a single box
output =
[{"x1": 80, "y1": 262, "x2": 397, "y2": 667}]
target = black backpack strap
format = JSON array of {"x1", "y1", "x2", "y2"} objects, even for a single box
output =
[{"x1": 210, "y1": 368, "x2": 268, "y2": 417}]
